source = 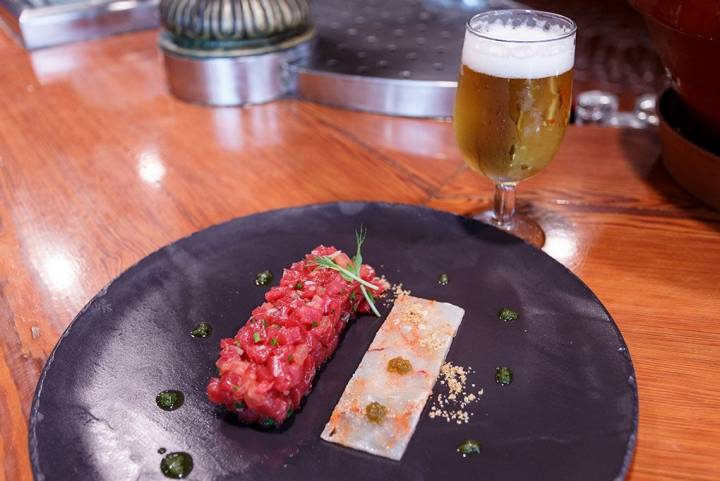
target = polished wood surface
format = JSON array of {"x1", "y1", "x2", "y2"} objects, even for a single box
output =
[{"x1": 1, "y1": 29, "x2": 719, "y2": 481}]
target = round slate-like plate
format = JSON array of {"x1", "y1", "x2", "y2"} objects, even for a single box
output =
[{"x1": 29, "y1": 202, "x2": 637, "y2": 481}]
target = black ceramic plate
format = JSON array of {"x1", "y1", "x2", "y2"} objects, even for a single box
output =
[{"x1": 29, "y1": 202, "x2": 637, "y2": 481}]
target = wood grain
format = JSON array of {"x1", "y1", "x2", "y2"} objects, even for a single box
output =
[{"x1": 0, "y1": 28, "x2": 718, "y2": 481}]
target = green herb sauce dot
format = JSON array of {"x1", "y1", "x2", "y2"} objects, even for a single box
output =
[
  {"x1": 387, "y1": 356, "x2": 413, "y2": 374},
  {"x1": 438, "y1": 273, "x2": 449, "y2": 286},
  {"x1": 365, "y1": 401, "x2": 388, "y2": 424},
  {"x1": 190, "y1": 322, "x2": 212, "y2": 338},
  {"x1": 457, "y1": 439, "x2": 482, "y2": 455},
  {"x1": 156, "y1": 390, "x2": 184, "y2": 411},
  {"x1": 160, "y1": 452, "x2": 193, "y2": 479},
  {"x1": 255, "y1": 270, "x2": 273, "y2": 286},
  {"x1": 495, "y1": 366, "x2": 514, "y2": 386},
  {"x1": 498, "y1": 308, "x2": 518, "y2": 322}
]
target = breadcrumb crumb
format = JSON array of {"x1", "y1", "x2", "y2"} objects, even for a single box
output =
[
  {"x1": 381, "y1": 281, "x2": 412, "y2": 307},
  {"x1": 428, "y1": 362, "x2": 483, "y2": 423}
]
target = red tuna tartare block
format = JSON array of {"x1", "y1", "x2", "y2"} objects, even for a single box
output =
[{"x1": 207, "y1": 245, "x2": 387, "y2": 425}]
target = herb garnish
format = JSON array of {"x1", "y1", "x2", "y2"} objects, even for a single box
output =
[
  {"x1": 311, "y1": 227, "x2": 381, "y2": 316},
  {"x1": 259, "y1": 418, "x2": 275, "y2": 427},
  {"x1": 252, "y1": 332, "x2": 261, "y2": 343},
  {"x1": 438, "y1": 273, "x2": 449, "y2": 286},
  {"x1": 294, "y1": 281, "x2": 304, "y2": 290},
  {"x1": 270, "y1": 337, "x2": 279, "y2": 346}
]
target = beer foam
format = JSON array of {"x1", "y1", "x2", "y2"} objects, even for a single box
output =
[{"x1": 462, "y1": 20, "x2": 575, "y2": 79}]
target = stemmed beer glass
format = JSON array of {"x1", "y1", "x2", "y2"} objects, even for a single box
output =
[{"x1": 454, "y1": 10, "x2": 576, "y2": 247}]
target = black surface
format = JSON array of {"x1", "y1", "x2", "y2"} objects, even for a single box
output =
[
  {"x1": 29, "y1": 202, "x2": 638, "y2": 481},
  {"x1": 659, "y1": 88, "x2": 720, "y2": 155}
]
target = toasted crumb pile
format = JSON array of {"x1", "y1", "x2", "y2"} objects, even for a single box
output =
[
  {"x1": 428, "y1": 362, "x2": 483, "y2": 424},
  {"x1": 382, "y1": 281, "x2": 412, "y2": 307},
  {"x1": 392, "y1": 282, "x2": 411, "y2": 298}
]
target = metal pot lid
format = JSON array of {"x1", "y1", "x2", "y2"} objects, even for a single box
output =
[{"x1": 293, "y1": 0, "x2": 525, "y2": 117}]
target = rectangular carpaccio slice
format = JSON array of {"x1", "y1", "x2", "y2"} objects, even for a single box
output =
[
  {"x1": 207, "y1": 245, "x2": 387, "y2": 425},
  {"x1": 321, "y1": 295, "x2": 465, "y2": 460}
]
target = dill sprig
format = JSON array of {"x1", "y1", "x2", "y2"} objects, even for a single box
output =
[
  {"x1": 311, "y1": 227, "x2": 381, "y2": 317},
  {"x1": 311, "y1": 257, "x2": 379, "y2": 291},
  {"x1": 352, "y1": 227, "x2": 381, "y2": 317}
]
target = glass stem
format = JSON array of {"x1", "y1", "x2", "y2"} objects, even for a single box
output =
[{"x1": 492, "y1": 183, "x2": 517, "y2": 227}]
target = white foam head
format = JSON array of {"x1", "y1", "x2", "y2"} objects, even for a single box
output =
[{"x1": 462, "y1": 16, "x2": 576, "y2": 79}]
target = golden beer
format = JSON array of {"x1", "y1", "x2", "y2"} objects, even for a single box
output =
[
  {"x1": 453, "y1": 9, "x2": 576, "y2": 247},
  {"x1": 454, "y1": 66, "x2": 573, "y2": 184}
]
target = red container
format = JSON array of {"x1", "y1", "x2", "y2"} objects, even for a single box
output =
[{"x1": 629, "y1": 0, "x2": 720, "y2": 137}]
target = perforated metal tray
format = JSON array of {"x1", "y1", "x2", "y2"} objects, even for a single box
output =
[{"x1": 294, "y1": 0, "x2": 525, "y2": 117}]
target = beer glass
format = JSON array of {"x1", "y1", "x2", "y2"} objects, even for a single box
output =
[{"x1": 454, "y1": 10, "x2": 576, "y2": 247}]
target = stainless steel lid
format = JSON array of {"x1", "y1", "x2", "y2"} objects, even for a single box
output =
[{"x1": 294, "y1": 0, "x2": 524, "y2": 117}]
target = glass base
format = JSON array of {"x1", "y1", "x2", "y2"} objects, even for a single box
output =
[{"x1": 474, "y1": 210, "x2": 546, "y2": 248}]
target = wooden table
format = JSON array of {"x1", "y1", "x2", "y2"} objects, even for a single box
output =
[{"x1": 0, "y1": 29, "x2": 718, "y2": 481}]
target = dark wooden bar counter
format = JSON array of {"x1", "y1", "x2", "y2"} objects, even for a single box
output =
[{"x1": 0, "y1": 29, "x2": 718, "y2": 481}]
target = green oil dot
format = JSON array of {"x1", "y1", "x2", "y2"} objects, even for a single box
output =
[
  {"x1": 457, "y1": 439, "x2": 482, "y2": 455},
  {"x1": 160, "y1": 452, "x2": 193, "y2": 479},
  {"x1": 498, "y1": 308, "x2": 518, "y2": 322},
  {"x1": 495, "y1": 366, "x2": 513, "y2": 386},
  {"x1": 190, "y1": 322, "x2": 212, "y2": 338},
  {"x1": 255, "y1": 270, "x2": 273, "y2": 286},
  {"x1": 156, "y1": 390, "x2": 184, "y2": 411}
]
